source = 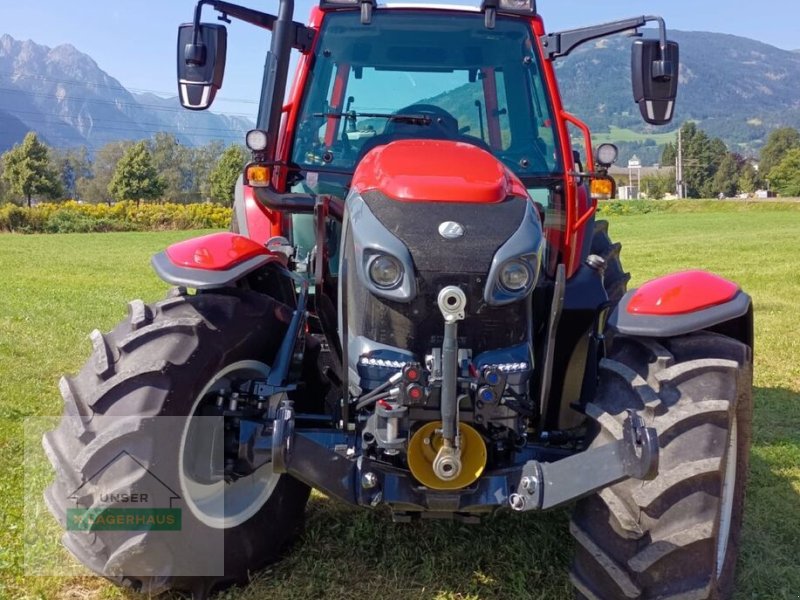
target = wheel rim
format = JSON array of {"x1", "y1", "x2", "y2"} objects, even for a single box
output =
[
  {"x1": 179, "y1": 360, "x2": 280, "y2": 529},
  {"x1": 717, "y1": 414, "x2": 738, "y2": 574}
]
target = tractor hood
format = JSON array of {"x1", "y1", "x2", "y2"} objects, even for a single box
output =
[
  {"x1": 351, "y1": 139, "x2": 528, "y2": 204},
  {"x1": 340, "y1": 139, "x2": 543, "y2": 377},
  {"x1": 343, "y1": 139, "x2": 543, "y2": 300}
]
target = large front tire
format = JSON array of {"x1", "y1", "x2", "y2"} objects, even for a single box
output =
[
  {"x1": 570, "y1": 332, "x2": 752, "y2": 600},
  {"x1": 43, "y1": 290, "x2": 310, "y2": 597}
]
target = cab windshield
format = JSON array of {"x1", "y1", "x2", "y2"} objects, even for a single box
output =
[{"x1": 290, "y1": 10, "x2": 561, "y2": 181}]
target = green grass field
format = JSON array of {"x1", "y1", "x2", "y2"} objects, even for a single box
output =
[
  {"x1": 1, "y1": 207, "x2": 798, "y2": 599},
  {"x1": 580, "y1": 126, "x2": 677, "y2": 145}
]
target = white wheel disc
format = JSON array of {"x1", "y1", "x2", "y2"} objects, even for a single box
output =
[
  {"x1": 179, "y1": 360, "x2": 281, "y2": 529},
  {"x1": 717, "y1": 415, "x2": 738, "y2": 574}
]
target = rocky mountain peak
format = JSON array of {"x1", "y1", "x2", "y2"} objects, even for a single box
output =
[{"x1": 0, "y1": 33, "x2": 252, "y2": 153}]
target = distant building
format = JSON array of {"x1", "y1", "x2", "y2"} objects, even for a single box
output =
[
  {"x1": 608, "y1": 165, "x2": 675, "y2": 179},
  {"x1": 608, "y1": 164, "x2": 676, "y2": 200}
]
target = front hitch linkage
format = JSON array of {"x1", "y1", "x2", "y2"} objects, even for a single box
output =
[
  {"x1": 432, "y1": 286, "x2": 469, "y2": 482},
  {"x1": 508, "y1": 409, "x2": 658, "y2": 512}
]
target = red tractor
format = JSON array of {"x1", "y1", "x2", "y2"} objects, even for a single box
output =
[{"x1": 44, "y1": 1, "x2": 753, "y2": 598}]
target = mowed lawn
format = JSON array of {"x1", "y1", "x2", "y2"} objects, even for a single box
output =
[{"x1": 0, "y1": 208, "x2": 798, "y2": 599}]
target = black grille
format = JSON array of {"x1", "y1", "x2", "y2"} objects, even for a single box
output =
[
  {"x1": 345, "y1": 235, "x2": 528, "y2": 360},
  {"x1": 411, "y1": 271, "x2": 527, "y2": 355},
  {"x1": 361, "y1": 190, "x2": 526, "y2": 274}
]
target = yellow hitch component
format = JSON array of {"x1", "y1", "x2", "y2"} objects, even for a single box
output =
[{"x1": 407, "y1": 421, "x2": 487, "y2": 490}]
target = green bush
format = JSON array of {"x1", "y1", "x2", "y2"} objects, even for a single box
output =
[
  {"x1": 44, "y1": 210, "x2": 96, "y2": 233},
  {"x1": 0, "y1": 205, "x2": 31, "y2": 231},
  {"x1": 43, "y1": 210, "x2": 134, "y2": 234},
  {"x1": 596, "y1": 199, "x2": 800, "y2": 217},
  {"x1": 597, "y1": 200, "x2": 674, "y2": 216},
  {"x1": 0, "y1": 201, "x2": 232, "y2": 233}
]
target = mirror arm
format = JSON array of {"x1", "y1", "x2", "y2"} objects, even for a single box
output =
[
  {"x1": 184, "y1": 0, "x2": 215, "y2": 65},
  {"x1": 191, "y1": 0, "x2": 314, "y2": 51},
  {"x1": 192, "y1": 1, "x2": 207, "y2": 42},
  {"x1": 644, "y1": 15, "x2": 669, "y2": 56},
  {"x1": 642, "y1": 15, "x2": 674, "y2": 80},
  {"x1": 541, "y1": 15, "x2": 670, "y2": 67},
  {"x1": 541, "y1": 16, "x2": 645, "y2": 60},
  {"x1": 206, "y1": 0, "x2": 276, "y2": 29}
]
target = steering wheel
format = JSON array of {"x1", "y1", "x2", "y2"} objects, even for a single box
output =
[
  {"x1": 357, "y1": 104, "x2": 496, "y2": 161},
  {"x1": 385, "y1": 103, "x2": 460, "y2": 137}
]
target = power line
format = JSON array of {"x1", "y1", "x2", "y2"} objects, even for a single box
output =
[
  {"x1": 2, "y1": 106, "x2": 248, "y2": 135},
  {"x1": 1, "y1": 115, "x2": 243, "y2": 140},
  {"x1": 3, "y1": 119, "x2": 243, "y2": 152},
  {"x1": 0, "y1": 72, "x2": 255, "y2": 149},
  {"x1": 0, "y1": 69, "x2": 259, "y2": 105},
  {"x1": 27, "y1": 130, "x2": 235, "y2": 153},
  {"x1": 0, "y1": 86, "x2": 255, "y2": 119}
]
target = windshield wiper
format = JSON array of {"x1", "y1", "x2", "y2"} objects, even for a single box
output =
[{"x1": 312, "y1": 111, "x2": 432, "y2": 125}]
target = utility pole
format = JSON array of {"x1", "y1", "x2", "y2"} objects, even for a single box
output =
[{"x1": 676, "y1": 128, "x2": 684, "y2": 198}]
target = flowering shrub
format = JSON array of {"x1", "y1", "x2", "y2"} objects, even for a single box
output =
[{"x1": 0, "y1": 201, "x2": 231, "y2": 233}]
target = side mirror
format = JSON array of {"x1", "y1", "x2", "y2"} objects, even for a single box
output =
[
  {"x1": 631, "y1": 39, "x2": 679, "y2": 125},
  {"x1": 177, "y1": 23, "x2": 227, "y2": 110}
]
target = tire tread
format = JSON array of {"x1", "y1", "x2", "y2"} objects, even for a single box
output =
[
  {"x1": 44, "y1": 290, "x2": 309, "y2": 597},
  {"x1": 570, "y1": 332, "x2": 752, "y2": 600}
]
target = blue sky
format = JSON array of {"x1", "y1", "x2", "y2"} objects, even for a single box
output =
[{"x1": 3, "y1": 0, "x2": 798, "y2": 120}]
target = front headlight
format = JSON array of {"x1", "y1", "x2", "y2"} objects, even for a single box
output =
[
  {"x1": 347, "y1": 192, "x2": 417, "y2": 303},
  {"x1": 483, "y1": 201, "x2": 543, "y2": 306},
  {"x1": 499, "y1": 260, "x2": 531, "y2": 292},
  {"x1": 368, "y1": 254, "x2": 403, "y2": 289}
]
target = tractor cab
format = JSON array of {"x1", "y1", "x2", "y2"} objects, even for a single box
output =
[
  {"x1": 285, "y1": 5, "x2": 563, "y2": 284},
  {"x1": 175, "y1": 0, "x2": 678, "y2": 279},
  {"x1": 288, "y1": 6, "x2": 561, "y2": 199}
]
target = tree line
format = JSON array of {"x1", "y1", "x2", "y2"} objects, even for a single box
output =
[
  {"x1": 4, "y1": 124, "x2": 800, "y2": 207},
  {"x1": 642, "y1": 124, "x2": 800, "y2": 199},
  {"x1": 0, "y1": 132, "x2": 247, "y2": 207}
]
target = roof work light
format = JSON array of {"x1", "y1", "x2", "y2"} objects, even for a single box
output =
[
  {"x1": 319, "y1": 0, "x2": 376, "y2": 24},
  {"x1": 480, "y1": 0, "x2": 536, "y2": 28}
]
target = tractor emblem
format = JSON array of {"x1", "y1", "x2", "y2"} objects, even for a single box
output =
[{"x1": 438, "y1": 221, "x2": 465, "y2": 239}]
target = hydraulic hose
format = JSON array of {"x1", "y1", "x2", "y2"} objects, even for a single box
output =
[{"x1": 354, "y1": 372, "x2": 402, "y2": 411}]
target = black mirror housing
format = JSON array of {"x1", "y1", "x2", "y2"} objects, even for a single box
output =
[
  {"x1": 631, "y1": 39, "x2": 679, "y2": 125},
  {"x1": 177, "y1": 23, "x2": 227, "y2": 110}
]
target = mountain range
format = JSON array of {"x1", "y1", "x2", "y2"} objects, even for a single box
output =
[
  {"x1": 0, "y1": 34, "x2": 252, "y2": 153},
  {"x1": 555, "y1": 29, "x2": 800, "y2": 162},
  {"x1": 2, "y1": 29, "x2": 800, "y2": 163}
]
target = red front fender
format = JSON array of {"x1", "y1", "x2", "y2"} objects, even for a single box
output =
[
  {"x1": 609, "y1": 270, "x2": 752, "y2": 346},
  {"x1": 151, "y1": 232, "x2": 283, "y2": 290},
  {"x1": 627, "y1": 270, "x2": 739, "y2": 316}
]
